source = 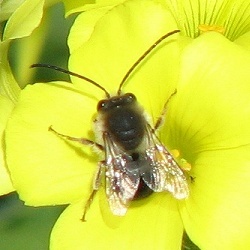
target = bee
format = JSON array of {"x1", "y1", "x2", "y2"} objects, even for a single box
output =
[{"x1": 32, "y1": 29, "x2": 189, "y2": 221}]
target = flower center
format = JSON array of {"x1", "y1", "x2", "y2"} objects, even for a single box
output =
[
  {"x1": 199, "y1": 24, "x2": 225, "y2": 35},
  {"x1": 171, "y1": 149, "x2": 192, "y2": 172}
]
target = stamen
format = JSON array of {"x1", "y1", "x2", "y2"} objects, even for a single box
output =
[
  {"x1": 171, "y1": 149, "x2": 192, "y2": 171},
  {"x1": 171, "y1": 149, "x2": 180, "y2": 158},
  {"x1": 199, "y1": 24, "x2": 225, "y2": 34},
  {"x1": 180, "y1": 158, "x2": 192, "y2": 171}
]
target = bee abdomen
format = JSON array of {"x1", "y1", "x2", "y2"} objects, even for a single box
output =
[{"x1": 133, "y1": 178, "x2": 154, "y2": 199}]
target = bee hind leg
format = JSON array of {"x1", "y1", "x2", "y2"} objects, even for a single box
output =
[
  {"x1": 81, "y1": 161, "x2": 105, "y2": 222},
  {"x1": 81, "y1": 189, "x2": 98, "y2": 222}
]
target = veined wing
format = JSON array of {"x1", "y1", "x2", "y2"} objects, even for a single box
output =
[
  {"x1": 103, "y1": 132, "x2": 140, "y2": 216},
  {"x1": 143, "y1": 125, "x2": 189, "y2": 199}
]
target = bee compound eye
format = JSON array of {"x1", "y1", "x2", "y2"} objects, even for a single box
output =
[
  {"x1": 125, "y1": 93, "x2": 136, "y2": 103},
  {"x1": 97, "y1": 99, "x2": 107, "y2": 110}
]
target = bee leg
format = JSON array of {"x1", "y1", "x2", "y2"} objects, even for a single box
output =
[
  {"x1": 153, "y1": 89, "x2": 177, "y2": 132},
  {"x1": 81, "y1": 189, "x2": 98, "y2": 222},
  {"x1": 49, "y1": 126, "x2": 104, "y2": 151},
  {"x1": 81, "y1": 161, "x2": 105, "y2": 221}
]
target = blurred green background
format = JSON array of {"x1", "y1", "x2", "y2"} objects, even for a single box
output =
[{"x1": 0, "y1": 193, "x2": 65, "y2": 250}]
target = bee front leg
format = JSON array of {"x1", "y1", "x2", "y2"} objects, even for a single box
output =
[
  {"x1": 49, "y1": 126, "x2": 104, "y2": 151},
  {"x1": 81, "y1": 161, "x2": 105, "y2": 221}
]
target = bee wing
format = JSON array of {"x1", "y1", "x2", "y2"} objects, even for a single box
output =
[
  {"x1": 142, "y1": 125, "x2": 189, "y2": 199},
  {"x1": 103, "y1": 133, "x2": 140, "y2": 216}
]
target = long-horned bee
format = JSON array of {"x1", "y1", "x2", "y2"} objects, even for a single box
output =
[{"x1": 32, "y1": 29, "x2": 189, "y2": 220}]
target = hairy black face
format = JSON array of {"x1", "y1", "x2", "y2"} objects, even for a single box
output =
[{"x1": 97, "y1": 93, "x2": 146, "y2": 150}]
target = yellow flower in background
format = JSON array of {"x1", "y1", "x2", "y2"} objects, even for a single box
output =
[
  {"x1": 0, "y1": 95, "x2": 14, "y2": 195},
  {"x1": 0, "y1": 0, "x2": 47, "y2": 195},
  {"x1": 0, "y1": 0, "x2": 47, "y2": 101},
  {"x1": 62, "y1": 0, "x2": 125, "y2": 15},
  {"x1": 4, "y1": 0, "x2": 250, "y2": 249},
  {"x1": 0, "y1": 0, "x2": 64, "y2": 196},
  {"x1": 165, "y1": 0, "x2": 250, "y2": 41}
]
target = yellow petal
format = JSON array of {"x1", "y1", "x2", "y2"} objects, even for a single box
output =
[
  {"x1": 0, "y1": 40, "x2": 20, "y2": 103},
  {"x1": 165, "y1": 0, "x2": 250, "y2": 40},
  {"x1": 51, "y1": 192, "x2": 184, "y2": 250},
  {"x1": 6, "y1": 83, "x2": 98, "y2": 205},
  {"x1": 0, "y1": 0, "x2": 24, "y2": 22},
  {"x1": 163, "y1": 32, "x2": 250, "y2": 249},
  {"x1": 234, "y1": 31, "x2": 250, "y2": 50},
  {"x1": 165, "y1": 32, "x2": 250, "y2": 157},
  {"x1": 63, "y1": 0, "x2": 124, "y2": 16},
  {"x1": 0, "y1": 95, "x2": 15, "y2": 195},
  {"x1": 3, "y1": 0, "x2": 45, "y2": 40},
  {"x1": 68, "y1": 6, "x2": 113, "y2": 54},
  {"x1": 182, "y1": 146, "x2": 250, "y2": 249}
]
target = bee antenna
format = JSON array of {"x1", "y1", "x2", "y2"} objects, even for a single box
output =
[
  {"x1": 117, "y1": 29, "x2": 180, "y2": 95},
  {"x1": 31, "y1": 64, "x2": 111, "y2": 98}
]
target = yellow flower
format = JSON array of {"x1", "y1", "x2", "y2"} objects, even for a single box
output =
[
  {"x1": 0, "y1": 95, "x2": 14, "y2": 195},
  {"x1": 5, "y1": 0, "x2": 250, "y2": 249},
  {"x1": 62, "y1": 0, "x2": 125, "y2": 16},
  {"x1": 165, "y1": 0, "x2": 250, "y2": 40},
  {"x1": 0, "y1": 0, "x2": 47, "y2": 195}
]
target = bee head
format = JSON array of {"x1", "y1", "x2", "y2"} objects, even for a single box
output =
[{"x1": 97, "y1": 93, "x2": 136, "y2": 112}]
